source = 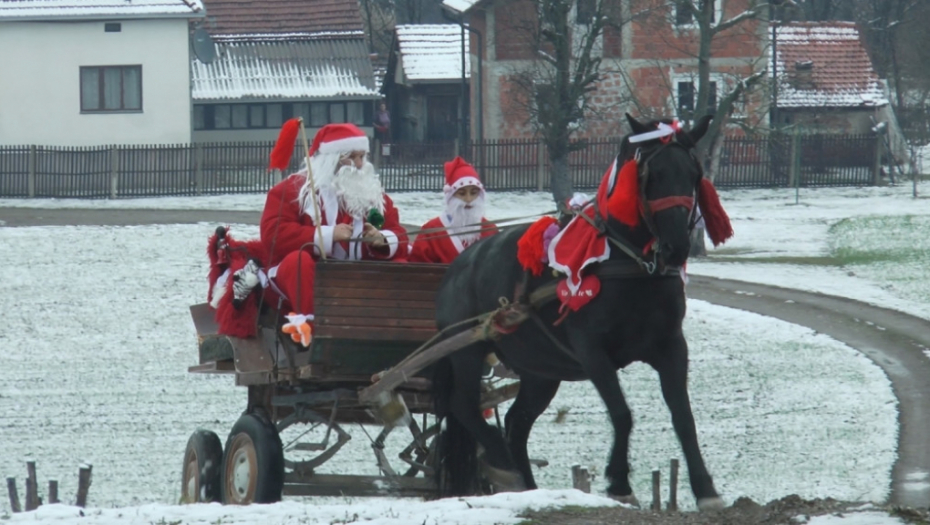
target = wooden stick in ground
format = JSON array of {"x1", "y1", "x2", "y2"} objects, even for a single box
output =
[
  {"x1": 25, "y1": 461, "x2": 38, "y2": 511},
  {"x1": 76, "y1": 465, "x2": 92, "y2": 508},
  {"x1": 651, "y1": 469, "x2": 661, "y2": 511},
  {"x1": 668, "y1": 458, "x2": 679, "y2": 511},
  {"x1": 48, "y1": 480, "x2": 58, "y2": 505},
  {"x1": 6, "y1": 477, "x2": 21, "y2": 513},
  {"x1": 571, "y1": 465, "x2": 590, "y2": 493},
  {"x1": 296, "y1": 117, "x2": 325, "y2": 261}
]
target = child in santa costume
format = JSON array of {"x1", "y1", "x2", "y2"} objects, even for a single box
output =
[
  {"x1": 409, "y1": 156, "x2": 496, "y2": 264},
  {"x1": 208, "y1": 122, "x2": 407, "y2": 347}
]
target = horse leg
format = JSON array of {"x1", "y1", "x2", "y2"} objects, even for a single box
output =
[
  {"x1": 655, "y1": 340, "x2": 724, "y2": 510},
  {"x1": 444, "y1": 345, "x2": 526, "y2": 494},
  {"x1": 504, "y1": 375, "x2": 560, "y2": 489},
  {"x1": 567, "y1": 333, "x2": 637, "y2": 505}
]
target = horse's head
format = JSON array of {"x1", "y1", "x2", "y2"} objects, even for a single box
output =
[{"x1": 604, "y1": 113, "x2": 713, "y2": 270}]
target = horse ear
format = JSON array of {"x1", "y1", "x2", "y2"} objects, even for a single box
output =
[
  {"x1": 626, "y1": 113, "x2": 649, "y2": 135},
  {"x1": 688, "y1": 115, "x2": 713, "y2": 144}
]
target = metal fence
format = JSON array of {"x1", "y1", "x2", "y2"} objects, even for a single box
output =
[{"x1": 0, "y1": 133, "x2": 880, "y2": 199}]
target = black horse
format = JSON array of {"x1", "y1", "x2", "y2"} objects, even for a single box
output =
[{"x1": 431, "y1": 114, "x2": 728, "y2": 510}]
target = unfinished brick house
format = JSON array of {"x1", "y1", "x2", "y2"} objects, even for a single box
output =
[{"x1": 442, "y1": 0, "x2": 769, "y2": 140}]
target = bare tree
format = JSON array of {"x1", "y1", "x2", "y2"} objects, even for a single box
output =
[{"x1": 503, "y1": 0, "x2": 625, "y2": 206}]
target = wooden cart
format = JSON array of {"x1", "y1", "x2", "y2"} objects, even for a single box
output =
[{"x1": 182, "y1": 260, "x2": 523, "y2": 505}]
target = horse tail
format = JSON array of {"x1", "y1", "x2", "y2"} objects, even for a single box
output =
[{"x1": 433, "y1": 356, "x2": 479, "y2": 497}]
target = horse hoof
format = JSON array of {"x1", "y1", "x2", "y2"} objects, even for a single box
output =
[
  {"x1": 483, "y1": 465, "x2": 527, "y2": 493},
  {"x1": 697, "y1": 496, "x2": 726, "y2": 511},
  {"x1": 609, "y1": 494, "x2": 640, "y2": 508}
]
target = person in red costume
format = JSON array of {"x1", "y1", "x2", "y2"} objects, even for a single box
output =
[
  {"x1": 409, "y1": 156, "x2": 496, "y2": 264},
  {"x1": 261, "y1": 123, "x2": 408, "y2": 345}
]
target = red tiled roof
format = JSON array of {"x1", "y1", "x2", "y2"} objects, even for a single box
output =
[
  {"x1": 773, "y1": 21, "x2": 887, "y2": 108},
  {"x1": 202, "y1": 0, "x2": 363, "y2": 37}
]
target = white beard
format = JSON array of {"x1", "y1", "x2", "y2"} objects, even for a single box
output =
[
  {"x1": 299, "y1": 157, "x2": 383, "y2": 219},
  {"x1": 332, "y1": 161, "x2": 384, "y2": 218},
  {"x1": 444, "y1": 194, "x2": 486, "y2": 246}
]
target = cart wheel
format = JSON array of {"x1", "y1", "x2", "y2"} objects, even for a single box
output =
[
  {"x1": 181, "y1": 429, "x2": 223, "y2": 503},
  {"x1": 221, "y1": 413, "x2": 284, "y2": 504}
]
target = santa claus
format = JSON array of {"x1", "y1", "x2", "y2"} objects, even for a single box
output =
[
  {"x1": 256, "y1": 123, "x2": 408, "y2": 344},
  {"x1": 409, "y1": 156, "x2": 496, "y2": 264}
]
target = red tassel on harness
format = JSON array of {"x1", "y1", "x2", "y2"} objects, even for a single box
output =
[
  {"x1": 268, "y1": 118, "x2": 301, "y2": 172},
  {"x1": 604, "y1": 160, "x2": 640, "y2": 227},
  {"x1": 698, "y1": 178, "x2": 733, "y2": 246},
  {"x1": 517, "y1": 216, "x2": 559, "y2": 276}
]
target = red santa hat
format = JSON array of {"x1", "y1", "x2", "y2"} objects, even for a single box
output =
[
  {"x1": 443, "y1": 156, "x2": 484, "y2": 205},
  {"x1": 309, "y1": 123, "x2": 370, "y2": 157}
]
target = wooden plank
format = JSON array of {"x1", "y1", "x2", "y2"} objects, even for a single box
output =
[
  {"x1": 314, "y1": 297, "x2": 437, "y2": 310},
  {"x1": 314, "y1": 326, "x2": 436, "y2": 342},
  {"x1": 230, "y1": 336, "x2": 274, "y2": 373},
  {"x1": 315, "y1": 305, "x2": 436, "y2": 320},
  {"x1": 315, "y1": 261, "x2": 447, "y2": 276},
  {"x1": 188, "y1": 361, "x2": 235, "y2": 374},
  {"x1": 315, "y1": 287, "x2": 436, "y2": 301},
  {"x1": 190, "y1": 303, "x2": 219, "y2": 337},
  {"x1": 315, "y1": 277, "x2": 443, "y2": 290},
  {"x1": 316, "y1": 317, "x2": 436, "y2": 330},
  {"x1": 283, "y1": 474, "x2": 435, "y2": 498}
]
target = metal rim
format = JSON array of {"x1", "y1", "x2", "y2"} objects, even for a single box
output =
[
  {"x1": 182, "y1": 449, "x2": 200, "y2": 503},
  {"x1": 225, "y1": 433, "x2": 258, "y2": 504}
]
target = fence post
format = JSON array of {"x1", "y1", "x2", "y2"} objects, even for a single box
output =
[
  {"x1": 667, "y1": 458, "x2": 679, "y2": 511},
  {"x1": 194, "y1": 143, "x2": 204, "y2": 194},
  {"x1": 536, "y1": 141, "x2": 546, "y2": 191},
  {"x1": 788, "y1": 131, "x2": 801, "y2": 188},
  {"x1": 453, "y1": 138, "x2": 460, "y2": 158},
  {"x1": 48, "y1": 480, "x2": 58, "y2": 504},
  {"x1": 75, "y1": 464, "x2": 92, "y2": 508},
  {"x1": 373, "y1": 138, "x2": 382, "y2": 167},
  {"x1": 25, "y1": 461, "x2": 38, "y2": 511},
  {"x1": 27, "y1": 145, "x2": 36, "y2": 198},
  {"x1": 6, "y1": 477, "x2": 21, "y2": 513},
  {"x1": 873, "y1": 133, "x2": 883, "y2": 186},
  {"x1": 571, "y1": 465, "x2": 590, "y2": 493},
  {"x1": 109, "y1": 146, "x2": 119, "y2": 199}
]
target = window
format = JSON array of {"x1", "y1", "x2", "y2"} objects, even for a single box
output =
[
  {"x1": 676, "y1": 80, "x2": 717, "y2": 117},
  {"x1": 674, "y1": 0, "x2": 720, "y2": 26},
  {"x1": 310, "y1": 103, "x2": 328, "y2": 126},
  {"x1": 80, "y1": 65, "x2": 142, "y2": 112},
  {"x1": 231, "y1": 105, "x2": 248, "y2": 128},
  {"x1": 249, "y1": 105, "x2": 264, "y2": 127},
  {"x1": 346, "y1": 102, "x2": 365, "y2": 125},
  {"x1": 192, "y1": 101, "x2": 372, "y2": 130},
  {"x1": 193, "y1": 106, "x2": 206, "y2": 130},
  {"x1": 576, "y1": 0, "x2": 596, "y2": 24},
  {"x1": 267, "y1": 104, "x2": 284, "y2": 127},
  {"x1": 104, "y1": 23, "x2": 121, "y2": 32},
  {"x1": 214, "y1": 105, "x2": 231, "y2": 128}
]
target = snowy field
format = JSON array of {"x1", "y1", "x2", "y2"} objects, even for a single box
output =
[{"x1": 0, "y1": 183, "x2": 927, "y2": 524}]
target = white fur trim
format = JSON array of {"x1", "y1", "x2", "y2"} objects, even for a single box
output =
[
  {"x1": 546, "y1": 212, "x2": 611, "y2": 294},
  {"x1": 628, "y1": 121, "x2": 681, "y2": 144},
  {"x1": 439, "y1": 213, "x2": 466, "y2": 254},
  {"x1": 318, "y1": 135, "x2": 369, "y2": 154},
  {"x1": 380, "y1": 230, "x2": 399, "y2": 258},
  {"x1": 318, "y1": 224, "x2": 335, "y2": 257},
  {"x1": 443, "y1": 176, "x2": 484, "y2": 204}
]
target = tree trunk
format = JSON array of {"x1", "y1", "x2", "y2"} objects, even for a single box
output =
[{"x1": 550, "y1": 154, "x2": 573, "y2": 208}]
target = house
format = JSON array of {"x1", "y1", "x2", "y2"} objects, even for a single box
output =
[
  {"x1": 441, "y1": 0, "x2": 766, "y2": 141},
  {"x1": 381, "y1": 24, "x2": 469, "y2": 143},
  {"x1": 192, "y1": 0, "x2": 382, "y2": 143},
  {"x1": 0, "y1": 0, "x2": 204, "y2": 146},
  {"x1": 772, "y1": 21, "x2": 889, "y2": 134}
]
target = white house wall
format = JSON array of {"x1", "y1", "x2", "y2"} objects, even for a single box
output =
[{"x1": 0, "y1": 19, "x2": 192, "y2": 146}]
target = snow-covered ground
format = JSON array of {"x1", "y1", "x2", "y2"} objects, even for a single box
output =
[{"x1": 0, "y1": 183, "x2": 926, "y2": 524}]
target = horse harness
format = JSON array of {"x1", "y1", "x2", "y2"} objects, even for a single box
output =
[{"x1": 506, "y1": 139, "x2": 704, "y2": 361}]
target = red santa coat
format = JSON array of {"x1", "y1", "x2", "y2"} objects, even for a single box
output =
[
  {"x1": 409, "y1": 215, "x2": 496, "y2": 264},
  {"x1": 260, "y1": 174, "x2": 408, "y2": 314}
]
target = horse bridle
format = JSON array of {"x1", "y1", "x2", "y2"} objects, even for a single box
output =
[{"x1": 581, "y1": 138, "x2": 703, "y2": 275}]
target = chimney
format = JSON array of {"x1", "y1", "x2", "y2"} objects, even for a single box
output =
[{"x1": 793, "y1": 60, "x2": 814, "y2": 89}]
